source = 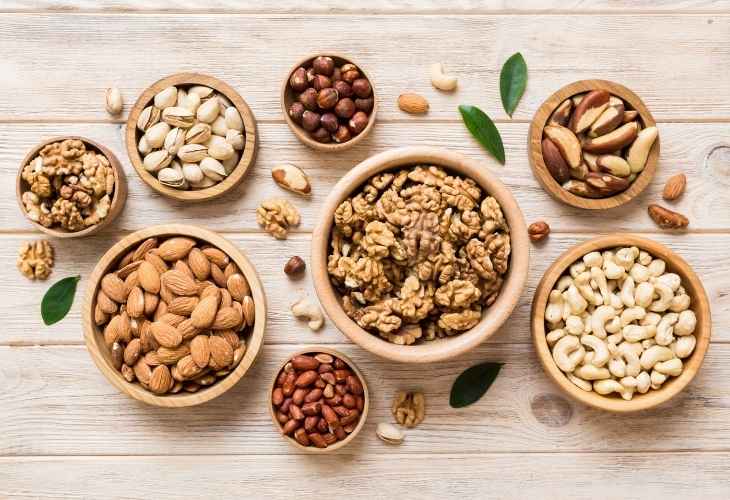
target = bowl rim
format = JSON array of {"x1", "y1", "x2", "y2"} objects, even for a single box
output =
[
  {"x1": 311, "y1": 146, "x2": 530, "y2": 363},
  {"x1": 528, "y1": 79, "x2": 659, "y2": 210},
  {"x1": 531, "y1": 234, "x2": 711, "y2": 413},
  {"x1": 16, "y1": 135, "x2": 128, "y2": 238},
  {"x1": 82, "y1": 223, "x2": 267, "y2": 407},
  {"x1": 268, "y1": 346, "x2": 369, "y2": 453},
  {"x1": 125, "y1": 72, "x2": 258, "y2": 202},
  {"x1": 280, "y1": 52, "x2": 377, "y2": 152}
]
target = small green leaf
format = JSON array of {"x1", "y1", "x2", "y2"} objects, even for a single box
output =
[
  {"x1": 499, "y1": 52, "x2": 528, "y2": 117},
  {"x1": 450, "y1": 362, "x2": 504, "y2": 408},
  {"x1": 41, "y1": 276, "x2": 80, "y2": 326},
  {"x1": 458, "y1": 105, "x2": 505, "y2": 164}
]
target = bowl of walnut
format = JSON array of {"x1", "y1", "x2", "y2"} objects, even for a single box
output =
[
  {"x1": 311, "y1": 147, "x2": 530, "y2": 363},
  {"x1": 83, "y1": 224, "x2": 266, "y2": 407},
  {"x1": 16, "y1": 136, "x2": 127, "y2": 238}
]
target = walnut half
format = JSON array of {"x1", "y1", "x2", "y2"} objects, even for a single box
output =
[{"x1": 17, "y1": 240, "x2": 54, "y2": 280}]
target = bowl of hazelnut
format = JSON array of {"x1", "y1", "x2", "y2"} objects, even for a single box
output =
[{"x1": 282, "y1": 54, "x2": 377, "y2": 151}]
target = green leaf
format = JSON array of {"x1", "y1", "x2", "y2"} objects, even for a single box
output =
[
  {"x1": 41, "y1": 276, "x2": 80, "y2": 326},
  {"x1": 458, "y1": 105, "x2": 505, "y2": 164},
  {"x1": 450, "y1": 362, "x2": 504, "y2": 408},
  {"x1": 499, "y1": 52, "x2": 527, "y2": 117}
]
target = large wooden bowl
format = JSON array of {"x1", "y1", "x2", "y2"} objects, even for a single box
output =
[
  {"x1": 311, "y1": 147, "x2": 530, "y2": 363},
  {"x1": 268, "y1": 346, "x2": 369, "y2": 453},
  {"x1": 126, "y1": 73, "x2": 258, "y2": 202},
  {"x1": 83, "y1": 224, "x2": 266, "y2": 407},
  {"x1": 532, "y1": 234, "x2": 711, "y2": 413},
  {"x1": 528, "y1": 80, "x2": 659, "y2": 210},
  {"x1": 16, "y1": 136, "x2": 127, "y2": 238},
  {"x1": 281, "y1": 53, "x2": 377, "y2": 152}
]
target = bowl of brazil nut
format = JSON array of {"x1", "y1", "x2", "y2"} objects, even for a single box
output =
[
  {"x1": 312, "y1": 146, "x2": 530, "y2": 363},
  {"x1": 270, "y1": 347, "x2": 369, "y2": 452},
  {"x1": 126, "y1": 73, "x2": 258, "y2": 202},
  {"x1": 532, "y1": 234, "x2": 711, "y2": 412},
  {"x1": 83, "y1": 224, "x2": 266, "y2": 407},
  {"x1": 16, "y1": 136, "x2": 127, "y2": 238},
  {"x1": 282, "y1": 53, "x2": 377, "y2": 152},
  {"x1": 529, "y1": 80, "x2": 659, "y2": 210}
]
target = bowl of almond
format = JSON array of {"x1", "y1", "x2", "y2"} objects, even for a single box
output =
[{"x1": 83, "y1": 224, "x2": 266, "y2": 407}]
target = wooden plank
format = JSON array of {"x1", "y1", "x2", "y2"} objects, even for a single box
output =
[
  {"x1": 0, "y1": 343, "x2": 727, "y2": 456},
  {"x1": 2, "y1": 233, "x2": 729, "y2": 346},
  {"x1": 3, "y1": 122, "x2": 729, "y2": 233},
  {"x1": 1, "y1": 452, "x2": 728, "y2": 500},
  {"x1": 0, "y1": 15, "x2": 728, "y2": 121}
]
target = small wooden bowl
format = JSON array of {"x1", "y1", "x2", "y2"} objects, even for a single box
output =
[
  {"x1": 532, "y1": 234, "x2": 711, "y2": 413},
  {"x1": 268, "y1": 346, "x2": 369, "y2": 453},
  {"x1": 311, "y1": 146, "x2": 530, "y2": 363},
  {"x1": 16, "y1": 136, "x2": 127, "y2": 238},
  {"x1": 281, "y1": 53, "x2": 377, "y2": 152},
  {"x1": 82, "y1": 224, "x2": 267, "y2": 407},
  {"x1": 126, "y1": 73, "x2": 258, "y2": 202},
  {"x1": 528, "y1": 80, "x2": 659, "y2": 210}
]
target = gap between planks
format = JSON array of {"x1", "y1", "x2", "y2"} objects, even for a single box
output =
[{"x1": 1, "y1": 10, "x2": 729, "y2": 15}]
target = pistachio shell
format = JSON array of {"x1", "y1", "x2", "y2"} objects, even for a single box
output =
[
  {"x1": 137, "y1": 106, "x2": 161, "y2": 132},
  {"x1": 182, "y1": 163, "x2": 204, "y2": 183},
  {"x1": 158, "y1": 167, "x2": 186, "y2": 188},
  {"x1": 176, "y1": 88, "x2": 187, "y2": 107},
  {"x1": 162, "y1": 107, "x2": 195, "y2": 128},
  {"x1": 143, "y1": 150, "x2": 172, "y2": 172},
  {"x1": 217, "y1": 94, "x2": 232, "y2": 110},
  {"x1": 154, "y1": 86, "x2": 178, "y2": 109},
  {"x1": 207, "y1": 136, "x2": 235, "y2": 160},
  {"x1": 225, "y1": 129, "x2": 244, "y2": 150},
  {"x1": 137, "y1": 136, "x2": 152, "y2": 155},
  {"x1": 197, "y1": 98, "x2": 220, "y2": 124},
  {"x1": 177, "y1": 144, "x2": 208, "y2": 163},
  {"x1": 145, "y1": 122, "x2": 171, "y2": 149},
  {"x1": 222, "y1": 153, "x2": 239, "y2": 174},
  {"x1": 186, "y1": 123, "x2": 212, "y2": 144},
  {"x1": 190, "y1": 176, "x2": 216, "y2": 189},
  {"x1": 188, "y1": 86, "x2": 214, "y2": 99},
  {"x1": 200, "y1": 157, "x2": 227, "y2": 181},
  {"x1": 211, "y1": 116, "x2": 228, "y2": 136},
  {"x1": 164, "y1": 127, "x2": 186, "y2": 155},
  {"x1": 180, "y1": 92, "x2": 201, "y2": 113},
  {"x1": 224, "y1": 107, "x2": 243, "y2": 131}
]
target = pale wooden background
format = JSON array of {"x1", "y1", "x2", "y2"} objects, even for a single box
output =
[{"x1": 1, "y1": 1, "x2": 729, "y2": 499}]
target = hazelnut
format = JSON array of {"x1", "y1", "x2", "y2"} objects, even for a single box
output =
[
  {"x1": 284, "y1": 256, "x2": 306, "y2": 277},
  {"x1": 355, "y1": 97, "x2": 374, "y2": 113},
  {"x1": 289, "y1": 67, "x2": 308, "y2": 92},
  {"x1": 342, "y1": 69, "x2": 360, "y2": 83},
  {"x1": 313, "y1": 74, "x2": 332, "y2": 91},
  {"x1": 317, "y1": 88, "x2": 339, "y2": 109},
  {"x1": 333, "y1": 80, "x2": 353, "y2": 98},
  {"x1": 312, "y1": 56, "x2": 335, "y2": 76},
  {"x1": 298, "y1": 88, "x2": 318, "y2": 111},
  {"x1": 528, "y1": 221, "x2": 550, "y2": 242},
  {"x1": 333, "y1": 125, "x2": 351, "y2": 143},
  {"x1": 301, "y1": 110, "x2": 321, "y2": 132},
  {"x1": 310, "y1": 127, "x2": 331, "y2": 143},
  {"x1": 351, "y1": 78, "x2": 372, "y2": 98},
  {"x1": 320, "y1": 112, "x2": 339, "y2": 133},
  {"x1": 288, "y1": 102, "x2": 305, "y2": 124},
  {"x1": 348, "y1": 111, "x2": 369, "y2": 135},
  {"x1": 340, "y1": 63, "x2": 357, "y2": 73},
  {"x1": 332, "y1": 67, "x2": 342, "y2": 82},
  {"x1": 306, "y1": 67, "x2": 316, "y2": 83},
  {"x1": 334, "y1": 97, "x2": 356, "y2": 119}
]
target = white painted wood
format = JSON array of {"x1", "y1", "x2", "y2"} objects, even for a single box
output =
[
  {"x1": 0, "y1": 343, "x2": 727, "y2": 456},
  {"x1": 2, "y1": 452, "x2": 729, "y2": 500},
  {"x1": 0, "y1": 15, "x2": 727, "y2": 121}
]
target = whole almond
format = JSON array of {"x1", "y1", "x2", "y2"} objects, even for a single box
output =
[
  {"x1": 209, "y1": 335, "x2": 234, "y2": 368},
  {"x1": 174, "y1": 260, "x2": 195, "y2": 280},
  {"x1": 167, "y1": 296, "x2": 200, "y2": 316},
  {"x1": 101, "y1": 273, "x2": 127, "y2": 303},
  {"x1": 144, "y1": 252, "x2": 168, "y2": 275},
  {"x1": 223, "y1": 262, "x2": 239, "y2": 280},
  {"x1": 150, "y1": 321, "x2": 183, "y2": 348},
  {"x1": 97, "y1": 289, "x2": 118, "y2": 314},
  {"x1": 226, "y1": 273, "x2": 250, "y2": 301},
  {"x1": 271, "y1": 163, "x2": 312, "y2": 196},
  {"x1": 190, "y1": 335, "x2": 211, "y2": 368},
  {"x1": 210, "y1": 264, "x2": 228, "y2": 288},
  {"x1": 111, "y1": 342, "x2": 124, "y2": 369},
  {"x1": 176, "y1": 355, "x2": 203, "y2": 379},
  {"x1": 156, "y1": 345, "x2": 190, "y2": 365},
  {"x1": 215, "y1": 329, "x2": 240, "y2": 349},
  {"x1": 191, "y1": 295, "x2": 220, "y2": 329},
  {"x1": 121, "y1": 364, "x2": 135, "y2": 382},
  {"x1": 662, "y1": 173, "x2": 686, "y2": 201},
  {"x1": 177, "y1": 318, "x2": 200, "y2": 340},
  {"x1": 132, "y1": 237, "x2": 158, "y2": 261},
  {"x1": 212, "y1": 306, "x2": 242, "y2": 330},
  {"x1": 648, "y1": 203, "x2": 689, "y2": 229},
  {"x1": 117, "y1": 260, "x2": 141, "y2": 279},
  {"x1": 149, "y1": 365, "x2": 173, "y2": 394},
  {"x1": 123, "y1": 271, "x2": 140, "y2": 297},
  {"x1": 242, "y1": 295, "x2": 255, "y2": 327},
  {"x1": 137, "y1": 261, "x2": 161, "y2": 294},
  {"x1": 156, "y1": 237, "x2": 196, "y2": 261},
  {"x1": 158, "y1": 312, "x2": 185, "y2": 327},
  {"x1": 188, "y1": 247, "x2": 211, "y2": 281},
  {"x1": 123, "y1": 338, "x2": 142, "y2": 366},
  {"x1": 95, "y1": 303, "x2": 109, "y2": 326},
  {"x1": 143, "y1": 292, "x2": 159, "y2": 317},
  {"x1": 397, "y1": 93, "x2": 429, "y2": 114},
  {"x1": 140, "y1": 321, "x2": 158, "y2": 352},
  {"x1": 126, "y1": 286, "x2": 145, "y2": 318},
  {"x1": 162, "y1": 270, "x2": 198, "y2": 296},
  {"x1": 133, "y1": 359, "x2": 152, "y2": 385},
  {"x1": 201, "y1": 247, "x2": 229, "y2": 267}
]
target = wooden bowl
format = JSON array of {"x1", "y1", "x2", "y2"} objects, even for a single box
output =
[
  {"x1": 311, "y1": 146, "x2": 530, "y2": 363},
  {"x1": 268, "y1": 346, "x2": 369, "y2": 452},
  {"x1": 126, "y1": 73, "x2": 258, "y2": 202},
  {"x1": 531, "y1": 234, "x2": 711, "y2": 413},
  {"x1": 281, "y1": 53, "x2": 377, "y2": 152},
  {"x1": 82, "y1": 224, "x2": 267, "y2": 407},
  {"x1": 16, "y1": 136, "x2": 127, "y2": 238},
  {"x1": 528, "y1": 80, "x2": 659, "y2": 210}
]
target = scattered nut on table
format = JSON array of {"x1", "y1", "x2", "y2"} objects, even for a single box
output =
[
  {"x1": 17, "y1": 240, "x2": 54, "y2": 280},
  {"x1": 648, "y1": 204, "x2": 689, "y2": 230},
  {"x1": 528, "y1": 221, "x2": 550, "y2": 242},
  {"x1": 105, "y1": 87, "x2": 123, "y2": 116},
  {"x1": 327, "y1": 165, "x2": 511, "y2": 345},
  {"x1": 256, "y1": 198, "x2": 300, "y2": 239},
  {"x1": 430, "y1": 62, "x2": 458, "y2": 91},
  {"x1": 376, "y1": 422, "x2": 404, "y2": 445},
  {"x1": 284, "y1": 256, "x2": 306, "y2": 277},
  {"x1": 397, "y1": 93, "x2": 430, "y2": 114},
  {"x1": 392, "y1": 390, "x2": 426, "y2": 428},
  {"x1": 662, "y1": 173, "x2": 687, "y2": 201},
  {"x1": 545, "y1": 245, "x2": 697, "y2": 400},
  {"x1": 291, "y1": 297, "x2": 324, "y2": 331},
  {"x1": 271, "y1": 163, "x2": 311, "y2": 196}
]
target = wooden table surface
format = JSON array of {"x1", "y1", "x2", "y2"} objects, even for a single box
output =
[{"x1": 1, "y1": 2, "x2": 729, "y2": 499}]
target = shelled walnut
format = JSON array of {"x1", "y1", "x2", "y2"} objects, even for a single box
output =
[
  {"x1": 17, "y1": 240, "x2": 54, "y2": 280},
  {"x1": 327, "y1": 165, "x2": 511, "y2": 345},
  {"x1": 256, "y1": 198, "x2": 301, "y2": 239},
  {"x1": 20, "y1": 139, "x2": 115, "y2": 232},
  {"x1": 392, "y1": 390, "x2": 425, "y2": 428}
]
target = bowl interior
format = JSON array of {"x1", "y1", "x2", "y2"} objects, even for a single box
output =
[
  {"x1": 311, "y1": 147, "x2": 529, "y2": 363},
  {"x1": 531, "y1": 234, "x2": 711, "y2": 412},
  {"x1": 268, "y1": 346, "x2": 369, "y2": 452},
  {"x1": 529, "y1": 79, "x2": 659, "y2": 210},
  {"x1": 83, "y1": 224, "x2": 266, "y2": 407},
  {"x1": 125, "y1": 73, "x2": 257, "y2": 202}
]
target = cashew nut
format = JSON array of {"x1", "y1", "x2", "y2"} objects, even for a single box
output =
[
  {"x1": 429, "y1": 62, "x2": 457, "y2": 91},
  {"x1": 552, "y1": 335, "x2": 585, "y2": 372},
  {"x1": 590, "y1": 305, "x2": 616, "y2": 339},
  {"x1": 546, "y1": 328, "x2": 566, "y2": 347},
  {"x1": 655, "y1": 312, "x2": 678, "y2": 346},
  {"x1": 620, "y1": 306, "x2": 646, "y2": 327},
  {"x1": 594, "y1": 379, "x2": 633, "y2": 400},
  {"x1": 603, "y1": 260, "x2": 625, "y2": 280},
  {"x1": 615, "y1": 247, "x2": 637, "y2": 270},
  {"x1": 566, "y1": 284, "x2": 588, "y2": 314},
  {"x1": 647, "y1": 259, "x2": 666, "y2": 277},
  {"x1": 545, "y1": 290, "x2": 565, "y2": 325},
  {"x1": 650, "y1": 369, "x2": 667, "y2": 389},
  {"x1": 672, "y1": 335, "x2": 696, "y2": 358},
  {"x1": 574, "y1": 364, "x2": 611, "y2": 380},
  {"x1": 580, "y1": 335, "x2": 610, "y2": 367},
  {"x1": 640, "y1": 345, "x2": 674, "y2": 371},
  {"x1": 653, "y1": 273, "x2": 681, "y2": 292},
  {"x1": 649, "y1": 283, "x2": 674, "y2": 312},
  {"x1": 556, "y1": 275, "x2": 573, "y2": 292},
  {"x1": 618, "y1": 342, "x2": 641, "y2": 377},
  {"x1": 654, "y1": 357, "x2": 683, "y2": 376},
  {"x1": 583, "y1": 251, "x2": 603, "y2": 268},
  {"x1": 670, "y1": 294, "x2": 691, "y2": 313},
  {"x1": 638, "y1": 251, "x2": 652, "y2": 266},
  {"x1": 622, "y1": 324, "x2": 654, "y2": 343},
  {"x1": 567, "y1": 372, "x2": 593, "y2": 392},
  {"x1": 636, "y1": 371, "x2": 651, "y2": 393},
  {"x1": 634, "y1": 282, "x2": 655, "y2": 308},
  {"x1": 640, "y1": 312, "x2": 662, "y2": 327},
  {"x1": 290, "y1": 297, "x2": 324, "y2": 331},
  {"x1": 575, "y1": 272, "x2": 600, "y2": 305},
  {"x1": 607, "y1": 332, "x2": 623, "y2": 345},
  {"x1": 642, "y1": 338, "x2": 656, "y2": 350},
  {"x1": 620, "y1": 276, "x2": 636, "y2": 307},
  {"x1": 605, "y1": 316, "x2": 622, "y2": 334},
  {"x1": 608, "y1": 357, "x2": 627, "y2": 378},
  {"x1": 674, "y1": 310, "x2": 696, "y2": 336},
  {"x1": 570, "y1": 262, "x2": 586, "y2": 279},
  {"x1": 565, "y1": 315, "x2": 584, "y2": 335},
  {"x1": 629, "y1": 263, "x2": 650, "y2": 283}
]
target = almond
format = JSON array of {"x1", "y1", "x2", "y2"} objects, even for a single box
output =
[
  {"x1": 242, "y1": 295, "x2": 255, "y2": 327},
  {"x1": 397, "y1": 93, "x2": 429, "y2": 114},
  {"x1": 96, "y1": 289, "x2": 118, "y2": 314},
  {"x1": 662, "y1": 173, "x2": 686, "y2": 201},
  {"x1": 176, "y1": 355, "x2": 203, "y2": 379},
  {"x1": 149, "y1": 365, "x2": 173, "y2": 394},
  {"x1": 133, "y1": 359, "x2": 152, "y2": 385},
  {"x1": 191, "y1": 295, "x2": 220, "y2": 329},
  {"x1": 223, "y1": 262, "x2": 239, "y2": 280},
  {"x1": 94, "y1": 303, "x2": 109, "y2": 326},
  {"x1": 156, "y1": 345, "x2": 190, "y2": 365},
  {"x1": 158, "y1": 312, "x2": 186, "y2": 327},
  {"x1": 167, "y1": 296, "x2": 200, "y2": 316},
  {"x1": 271, "y1": 163, "x2": 312, "y2": 196},
  {"x1": 123, "y1": 271, "x2": 140, "y2": 297},
  {"x1": 150, "y1": 321, "x2": 183, "y2": 348},
  {"x1": 648, "y1": 204, "x2": 689, "y2": 229},
  {"x1": 126, "y1": 288, "x2": 144, "y2": 319},
  {"x1": 190, "y1": 335, "x2": 211, "y2": 368},
  {"x1": 121, "y1": 364, "x2": 135, "y2": 382},
  {"x1": 123, "y1": 338, "x2": 142, "y2": 366},
  {"x1": 177, "y1": 318, "x2": 200, "y2": 340},
  {"x1": 139, "y1": 320, "x2": 158, "y2": 352},
  {"x1": 101, "y1": 273, "x2": 127, "y2": 303},
  {"x1": 209, "y1": 335, "x2": 234, "y2": 368},
  {"x1": 187, "y1": 247, "x2": 211, "y2": 281},
  {"x1": 214, "y1": 329, "x2": 240, "y2": 349},
  {"x1": 212, "y1": 306, "x2": 242, "y2": 330},
  {"x1": 161, "y1": 270, "x2": 198, "y2": 296},
  {"x1": 220, "y1": 289, "x2": 233, "y2": 308},
  {"x1": 226, "y1": 273, "x2": 250, "y2": 302},
  {"x1": 144, "y1": 252, "x2": 168, "y2": 275},
  {"x1": 132, "y1": 237, "x2": 158, "y2": 261},
  {"x1": 156, "y1": 237, "x2": 196, "y2": 261},
  {"x1": 111, "y1": 342, "x2": 124, "y2": 370},
  {"x1": 174, "y1": 260, "x2": 195, "y2": 280},
  {"x1": 210, "y1": 263, "x2": 227, "y2": 288},
  {"x1": 137, "y1": 261, "x2": 161, "y2": 294},
  {"x1": 117, "y1": 260, "x2": 141, "y2": 279},
  {"x1": 153, "y1": 300, "x2": 168, "y2": 321},
  {"x1": 143, "y1": 292, "x2": 159, "y2": 317},
  {"x1": 200, "y1": 284, "x2": 220, "y2": 300},
  {"x1": 201, "y1": 247, "x2": 229, "y2": 268}
]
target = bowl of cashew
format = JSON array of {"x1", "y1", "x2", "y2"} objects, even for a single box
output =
[{"x1": 531, "y1": 234, "x2": 711, "y2": 412}]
